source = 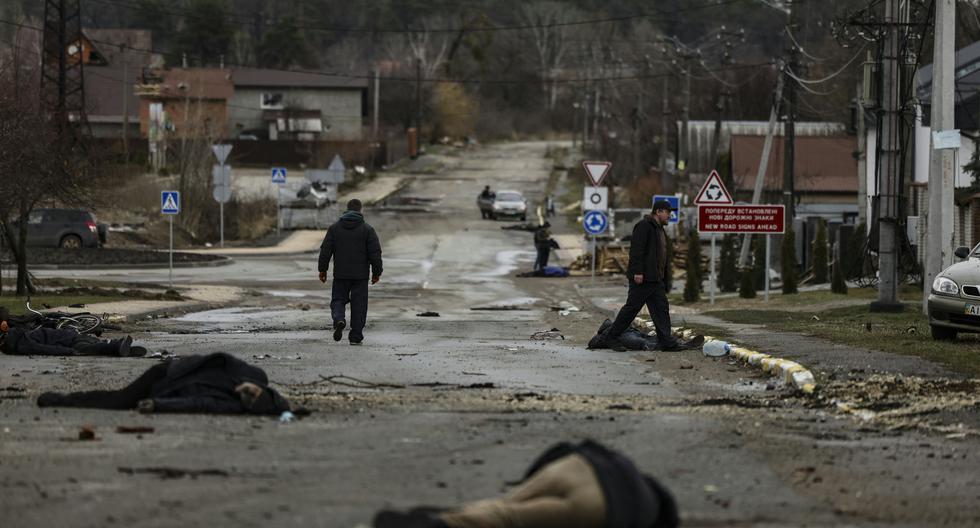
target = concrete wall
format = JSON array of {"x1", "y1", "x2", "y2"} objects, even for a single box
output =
[{"x1": 228, "y1": 87, "x2": 364, "y2": 140}]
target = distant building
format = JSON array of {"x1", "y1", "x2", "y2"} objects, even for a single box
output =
[
  {"x1": 228, "y1": 68, "x2": 368, "y2": 141},
  {"x1": 78, "y1": 29, "x2": 155, "y2": 139},
  {"x1": 135, "y1": 68, "x2": 234, "y2": 139}
]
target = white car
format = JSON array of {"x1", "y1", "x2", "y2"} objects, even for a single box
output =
[
  {"x1": 927, "y1": 242, "x2": 980, "y2": 340},
  {"x1": 490, "y1": 190, "x2": 528, "y2": 221}
]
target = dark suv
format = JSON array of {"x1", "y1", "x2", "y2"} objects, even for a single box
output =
[{"x1": 25, "y1": 209, "x2": 107, "y2": 249}]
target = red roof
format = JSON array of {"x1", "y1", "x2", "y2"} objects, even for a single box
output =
[{"x1": 731, "y1": 135, "x2": 859, "y2": 194}]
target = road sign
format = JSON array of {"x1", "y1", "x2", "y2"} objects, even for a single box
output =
[
  {"x1": 653, "y1": 195, "x2": 680, "y2": 224},
  {"x1": 213, "y1": 184, "x2": 232, "y2": 204},
  {"x1": 583, "y1": 186, "x2": 608, "y2": 211},
  {"x1": 583, "y1": 210, "x2": 608, "y2": 235},
  {"x1": 161, "y1": 191, "x2": 180, "y2": 215},
  {"x1": 582, "y1": 160, "x2": 611, "y2": 187},
  {"x1": 694, "y1": 170, "x2": 733, "y2": 205},
  {"x1": 697, "y1": 204, "x2": 785, "y2": 234},
  {"x1": 212, "y1": 144, "x2": 233, "y2": 165},
  {"x1": 212, "y1": 164, "x2": 231, "y2": 185},
  {"x1": 271, "y1": 167, "x2": 287, "y2": 184}
]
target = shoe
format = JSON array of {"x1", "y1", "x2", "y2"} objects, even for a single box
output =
[
  {"x1": 349, "y1": 339, "x2": 363, "y2": 346},
  {"x1": 333, "y1": 320, "x2": 346, "y2": 342},
  {"x1": 129, "y1": 346, "x2": 148, "y2": 357},
  {"x1": 373, "y1": 509, "x2": 448, "y2": 528},
  {"x1": 117, "y1": 336, "x2": 134, "y2": 357}
]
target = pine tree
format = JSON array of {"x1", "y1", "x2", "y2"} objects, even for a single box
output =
[
  {"x1": 812, "y1": 219, "x2": 829, "y2": 284},
  {"x1": 739, "y1": 267, "x2": 756, "y2": 298},
  {"x1": 831, "y1": 253, "x2": 848, "y2": 294},
  {"x1": 719, "y1": 234, "x2": 738, "y2": 292},
  {"x1": 782, "y1": 229, "x2": 799, "y2": 294},
  {"x1": 683, "y1": 234, "x2": 701, "y2": 302},
  {"x1": 753, "y1": 236, "x2": 766, "y2": 289}
]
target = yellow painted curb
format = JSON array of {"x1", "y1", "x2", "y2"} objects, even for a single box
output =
[{"x1": 635, "y1": 317, "x2": 817, "y2": 393}]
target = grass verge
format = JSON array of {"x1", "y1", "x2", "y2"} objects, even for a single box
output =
[
  {"x1": 1, "y1": 294, "x2": 133, "y2": 315},
  {"x1": 706, "y1": 303, "x2": 980, "y2": 376}
]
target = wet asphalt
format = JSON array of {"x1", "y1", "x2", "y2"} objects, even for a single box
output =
[{"x1": 4, "y1": 142, "x2": 980, "y2": 528}]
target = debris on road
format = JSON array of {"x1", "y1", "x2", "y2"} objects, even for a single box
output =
[
  {"x1": 530, "y1": 328, "x2": 564, "y2": 340},
  {"x1": 279, "y1": 411, "x2": 296, "y2": 423},
  {"x1": 116, "y1": 426, "x2": 155, "y2": 434},
  {"x1": 78, "y1": 426, "x2": 97, "y2": 441},
  {"x1": 416, "y1": 311, "x2": 440, "y2": 317},
  {"x1": 117, "y1": 467, "x2": 230, "y2": 479}
]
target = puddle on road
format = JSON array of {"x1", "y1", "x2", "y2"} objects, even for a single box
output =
[
  {"x1": 476, "y1": 250, "x2": 535, "y2": 278},
  {"x1": 177, "y1": 307, "x2": 308, "y2": 323},
  {"x1": 262, "y1": 290, "x2": 324, "y2": 299}
]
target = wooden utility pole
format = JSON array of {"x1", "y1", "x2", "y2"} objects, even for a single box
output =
[
  {"x1": 924, "y1": 0, "x2": 957, "y2": 313},
  {"x1": 372, "y1": 66, "x2": 380, "y2": 139},
  {"x1": 871, "y1": 0, "x2": 906, "y2": 312},
  {"x1": 121, "y1": 44, "x2": 129, "y2": 164}
]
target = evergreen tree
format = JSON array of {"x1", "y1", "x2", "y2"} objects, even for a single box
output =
[
  {"x1": 719, "y1": 234, "x2": 738, "y2": 292},
  {"x1": 739, "y1": 267, "x2": 756, "y2": 298},
  {"x1": 174, "y1": 0, "x2": 235, "y2": 67},
  {"x1": 782, "y1": 229, "x2": 799, "y2": 294},
  {"x1": 257, "y1": 17, "x2": 316, "y2": 69},
  {"x1": 683, "y1": 233, "x2": 701, "y2": 302},
  {"x1": 753, "y1": 235, "x2": 766, "y2": 289},
  {"x1": 844, "y1": 222, "x2": 867, "y2": 279},
  {"x1": 831, "y1": 253, "x2": 848, "y2": 294},
  {"x1": 812, "y1": 219, "x2": 829, "y2": 284}
]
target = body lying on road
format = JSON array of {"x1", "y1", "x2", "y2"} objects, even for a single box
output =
[
  {"x1": 36, "y1": 352, "x2": 291, "y2": 415},
  {"x1": 1, "y1": 326, "x2": 144, "y2": 357}
]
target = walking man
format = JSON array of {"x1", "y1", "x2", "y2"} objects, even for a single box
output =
[
  {"x1": 602, "y1": 200, "x2": 683, "y2": 351},
  {"x1": 318, "y1": 199, "x2": 383, "y2": 345}
]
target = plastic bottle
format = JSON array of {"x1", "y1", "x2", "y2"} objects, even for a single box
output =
[{"x1": 702, "y1": 340, "x2": 730, "y2": 357}]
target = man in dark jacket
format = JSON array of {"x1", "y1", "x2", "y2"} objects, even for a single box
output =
[
  {"x1": 1, "y1": 325, "x2": 143, "y2": 357},
  {"x1": 604, "y1": 200, "x2": 680, "y2": 351},
  {"x1": 318, "y1": 199, "x2": 384, "y2": 345},
  {"x1": 36, "y1": 352, "x2": 291, "y2": 415}
]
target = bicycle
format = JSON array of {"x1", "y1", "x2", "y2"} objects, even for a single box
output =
[{"x1": 23, "y1": 299, "x2": 107, "y2": 336}]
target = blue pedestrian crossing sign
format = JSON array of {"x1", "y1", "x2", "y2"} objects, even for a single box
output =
[
  {"x1": 271, "y1": 167, "x2": 287, "y2": 184},
  {"x1": 583, "y1": 210, "x2": 608, "y2": 235},
  {"x1": 161, "y1": 191, "x2": 180, "y2": 215},
  {"x1": 653, "y1": 195, "x2": 680, "y2": 224}
]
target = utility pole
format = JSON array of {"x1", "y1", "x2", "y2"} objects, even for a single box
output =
[
  {"x1": 372, "y1": 66, "x2": 380, "y2": 140},
  {"x1": 856, "y1": 77, "x2": 867, "y2": 227},
  {"x1": 679, "y1": 64, "x2": 691, "y2": 187},
  {"x1": 924, "y1": 0, "x2": 956, "y2": 313},
  {"x1": 871, "y1": 0, "x2": 906, "y2": 312},
  {"x1": 415, "y1": 58, "x2": 422, "y2": 135},
  {"x1": 121, "y1": 43, "x2": 129, "y2": 164},
  {"x1": 659, "y1": 74, "x2": 670, "y2": 192},
  {"x1": 783, "y1": 1, "x2": 798, "y2": 223},
  {"x1": 592, "y1": 85, "x2": 601, "y2": 149}
]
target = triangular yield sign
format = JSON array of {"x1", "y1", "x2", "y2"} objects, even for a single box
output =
[
  {"x1": 328, "y1": 154, "x2": 346, "y2": 172},
  {"x1": 582, "y1": 161, "x2": 611, "y2": 186},
  {"x1": 694, "y1": 170, "x2": 734, "y2": 205},
  {"x1": 212, "y1": 144, "x2": 233, "y2": 165}
]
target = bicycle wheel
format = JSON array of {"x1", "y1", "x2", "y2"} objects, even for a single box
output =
[{"x1": 57, "y1": 314, "x2": 104, "y2": 335}]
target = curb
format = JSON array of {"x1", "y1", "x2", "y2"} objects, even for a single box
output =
[
  {"x1": 670, "y1": 325, "x2": 817, "y2": 394},
  {"x1": 21, "y1": 256, "x2": 234, "y2": 271}
]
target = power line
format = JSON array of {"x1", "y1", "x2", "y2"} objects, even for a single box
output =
[
  {"x1": 784, "y1": 45, "x2": 866, "y2": 84},
  {"x1": 86, "y1": 0, "x2": 755, "y2": 34},
  {"x1": 0, "y1": 17, "x2": 774, "y2": 86}
]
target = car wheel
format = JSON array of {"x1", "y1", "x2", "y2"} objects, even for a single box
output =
[
  {"x1": 489, "y1": 213, "x2": 496, "y2": 220},
  {"x1": 930, "y1": 325, "x2": 958, "y2": 341},
  {"x1": 60, "y1": 235, "x2": 82, "y2": 249}
]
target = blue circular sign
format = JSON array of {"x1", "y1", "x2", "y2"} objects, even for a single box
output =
[{"x1": 583, "y1": 210, "x2": 608, "y2": 235}]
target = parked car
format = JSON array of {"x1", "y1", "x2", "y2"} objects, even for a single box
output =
[
  {"x1": 22, "y1": 209, "x2": 107, "y2": 249},
  {"x1": 488, "y1": 190, "x2": 528, "y2": 221},
  {"x1": 927, "y1": 243, "x2": 980, "y2": 340}
]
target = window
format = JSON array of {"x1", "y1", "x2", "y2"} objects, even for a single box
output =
[{"x1": 260, "y1": 92, "x2": 284, "y2": 109}]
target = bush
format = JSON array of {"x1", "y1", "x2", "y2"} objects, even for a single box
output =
[
  {"x1": 719, "y1": 234, "x2": 738, "y2": 292},
  {"x1": 683, "y1": 233, "x2": 701, "y2": 302},
  {"x1": 782, "y1": 229, "x2": 798, "y2": 294},
  {"x1": 739, "y1": 267, "x2": 756, "y2": 298},
  {"x1": 812, "y1": 219, "x2": 829, "y2": 284}
]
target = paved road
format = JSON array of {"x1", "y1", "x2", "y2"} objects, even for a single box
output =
[{"x1": 4, "y1": 142, "x2": 979, "y2": 528}]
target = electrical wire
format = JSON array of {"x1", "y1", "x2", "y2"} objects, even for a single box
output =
[
  {"x1": 86, "y1": 0, "x2": 755, "y2": 35},
  {"x1": 784, "y1": 45, "x2": 866, "y2": 84},
  {"x1": 785, "y1": 25, "x2": 828, "y2": 62}
]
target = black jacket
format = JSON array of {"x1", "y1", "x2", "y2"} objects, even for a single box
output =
[
  {"x1": 627, "y1": 215, "x2": 671, "y2": 286},
  {"x1": 149, "y1": 353, "x2": 291, "y2": 414},
  {"x1": 318, "y1": 211, "x2": 383, "y2": 280},
  {"x1": 525, "y1": 440, "x2": 678, "y2": 528},
  {"x1": 2, "y1": 327, "x2": 77, "y2": 356}
]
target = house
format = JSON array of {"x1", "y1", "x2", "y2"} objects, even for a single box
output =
[
  {"x1": 227, "y1": 68, "x2": 368, "y2": 141},
  {"x1": 78, "y1": 29, "x2": 156, "y2": 139},
  {"x1": 135, "y1": 68, "x2": 233, "y2": 140}
]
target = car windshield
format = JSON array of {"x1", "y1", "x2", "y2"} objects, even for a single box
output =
[{"x1": 496, "y1": 192, "x2": 522, "y2": 202}]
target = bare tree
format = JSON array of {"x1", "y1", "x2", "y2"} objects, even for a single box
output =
[{"x1": 520, "y1": 2, "x2": 583, "y2": 111}]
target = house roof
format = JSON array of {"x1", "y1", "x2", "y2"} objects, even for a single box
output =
[
  {"x1": 82, "y1": 29, "x2": 154, "y2": 68},
  {"x1": 82, "y1": 30, "x2": 155, "y2": 120},
  {"x1": 138, "y1": 68, "x2": 234, "y2": 100},
  {"x1": 730, "y1": 135, "x2": 859, "y2": 194},
  {"x1": 231, "y1": 68, "x2": 368, "y2": 89}
]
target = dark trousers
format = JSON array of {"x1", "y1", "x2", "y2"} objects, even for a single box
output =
[
  {"x1": 534, "y1": 245, "x2": 550, "y2": 271},
  {"x1": 607, "y1": 280, "x2": 678, "y2": 348},
  {"x1": 331, "y1": 278, "x2": 369, "y2": 341}
]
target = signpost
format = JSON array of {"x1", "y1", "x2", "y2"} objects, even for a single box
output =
[
  {"x1": 698, "y1": 204, "x2": 786, "y2": 302},
  {"x1": 582, "y1": 160, "x2": 611, "y2": 187},
  {"x1": 272, "y1": 167, "x2": 287, "y2": 237},
  {"x1": 583, "y1": 210, "x2": 608, "y2": 284},
  {"x1": 582, "y1": 186, "x2": 609, "y2": 211},
  {"x1": 161, "y1": 191, "x2": 180, "y2": 289},
  {"x1": 211, "y1": 144, "x2": 233, "y2": 247},
  {"x1": 694, "y1": 171, "x2": 735, "y2": 305}
]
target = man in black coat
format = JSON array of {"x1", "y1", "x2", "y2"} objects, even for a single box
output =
[
  {"x1": 603, "y1": 200, "x2": 680, "y2": 351},
  {"x1": 1, "y1": 325, "x2": 143, "y2": 357},
  {"x1": 37, "y1": 353, "x2": 291, "y2": 414},
  {"x1": 318, "y1": 199, "x2": 384, "y2": 345}
]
